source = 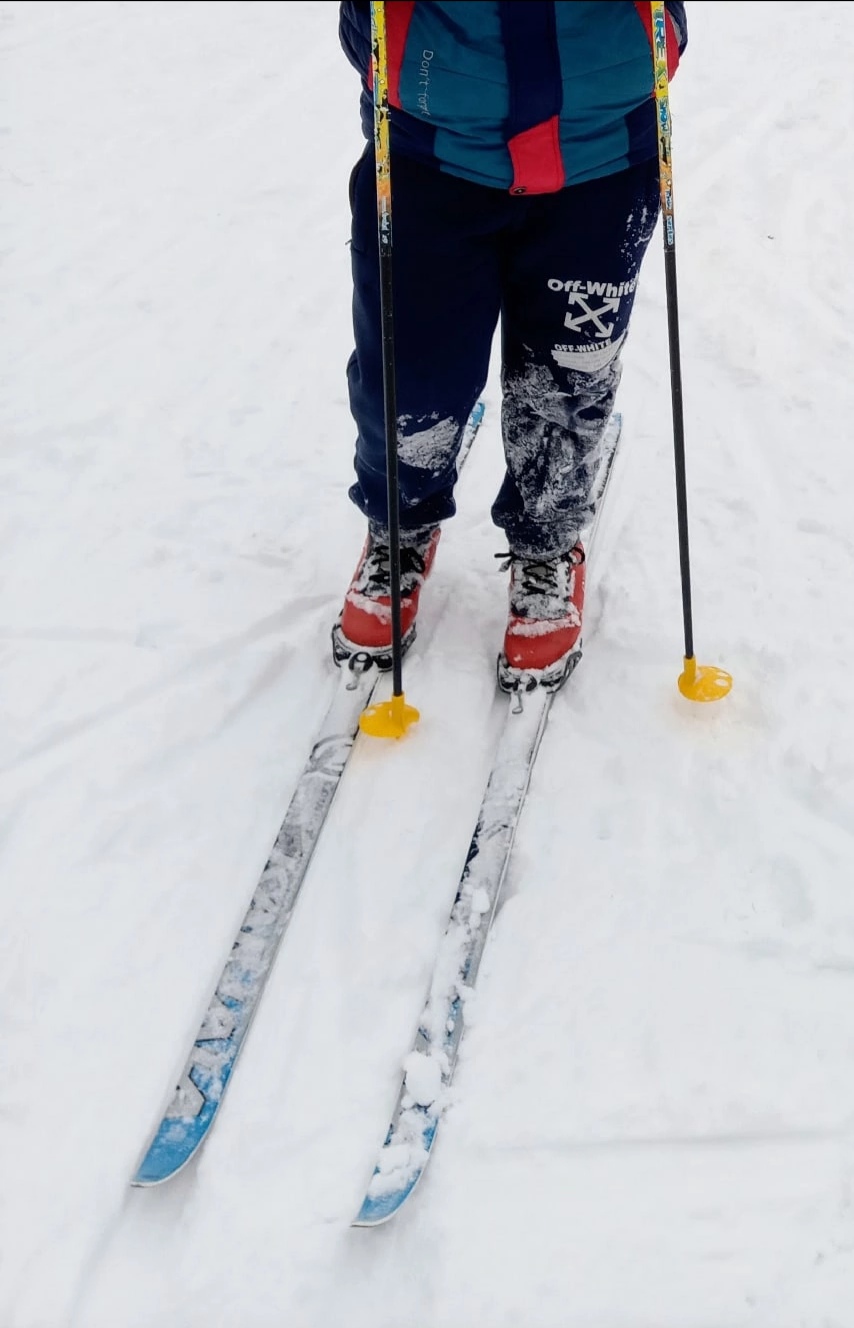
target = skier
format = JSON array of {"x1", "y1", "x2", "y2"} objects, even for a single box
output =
[{"x1": 334, "y1": 0, "x2": 687, "y2": 691}]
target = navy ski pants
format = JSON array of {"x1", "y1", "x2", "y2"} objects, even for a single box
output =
[{"x1": 347, "y1": 150, "x2": 659, "y2": 557}]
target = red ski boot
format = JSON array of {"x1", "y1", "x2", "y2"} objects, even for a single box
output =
[
  {"x1": 332, "y1": 523, "x2": 441, "y2": 669},
  {"x1": 497, "y1": 542, "x2": 586, "y2": 692}
]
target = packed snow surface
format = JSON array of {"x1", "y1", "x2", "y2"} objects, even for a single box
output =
[{"x1": 2, "y1": 3, "x2": 854, "y2": 1325}]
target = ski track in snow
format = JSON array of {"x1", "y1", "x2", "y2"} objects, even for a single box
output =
[{"x1": 2, "y1": 3, "x2": 854, "y2": 1326}]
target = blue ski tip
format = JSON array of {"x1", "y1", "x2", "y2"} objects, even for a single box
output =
[
  {"x1": 352, "y1": 1108, "x2": 439, "y2": 1227},
  {"x1": 352, "y1": 1167, "x2": 426, "y2": 1227},
  {"x1": 131, "y1": 1109, "x2": 213, "y2": 1186},
  {"x1": 353, "y1": 1192, "x2": 413, "y2": 1227},
  {"x1": 132, "y1": 1042, "x2": 241, "y2": 1186}
]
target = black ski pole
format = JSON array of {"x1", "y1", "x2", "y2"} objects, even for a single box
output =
[
  {"x1": 651, "y1": 0, "x2": 732, "y2": 703},
  {"x1": 360, "y1": 0, "x2": 421, "y2": 738}
]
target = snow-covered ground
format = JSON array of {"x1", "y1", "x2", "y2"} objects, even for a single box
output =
[{"x1": 3, "y1": 3, "x2": 854, "y2": 1325}]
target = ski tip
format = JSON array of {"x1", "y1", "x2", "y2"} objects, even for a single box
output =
[
  {"x1": 351, "y1": 1110, "x2": 438, "y2": 1227},
  {"x1": 351, "y1": 1171, "x2": 424, "y2": 1227},
  {"x1": 131, "y1": 1149, "x2": 193, "y2": 1188},
  {"x1": 130, "y1": 1116, "x2": 208, "y2": 1187}
]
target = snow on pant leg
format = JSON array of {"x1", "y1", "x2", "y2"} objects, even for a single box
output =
[
  {"x1": 492, "y1": 158, "x2": 660, "y2": 557},
  {"x1": 347, "y1": 149, "x2": 502, "y2": 530}
]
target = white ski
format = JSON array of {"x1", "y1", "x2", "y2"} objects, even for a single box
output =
[{"x1": 353, "y1": 411, "x2": 622, "y2": 1225}]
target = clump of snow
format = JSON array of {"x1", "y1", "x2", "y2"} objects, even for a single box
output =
[
  {"x1": 366, "y1": 1140, "x2": 428, "y2": 1198},
  {"x1": 396, "y1": 413, "x2": 461, "y2": 476},
  {"x1": 467, "y1": 886, "x2": 490, "y2": 919},
  {"x1": 402, "y1": 1050, "x2": 445, "y2": 1109}
]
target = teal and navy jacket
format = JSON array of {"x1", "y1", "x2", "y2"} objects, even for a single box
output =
[{"x1": 340, "y1": 1, "x2": 687, "y2": 194}]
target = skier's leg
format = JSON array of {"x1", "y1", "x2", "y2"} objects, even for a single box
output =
[
  {"x1": 493, "y1": 157, "x2": 660, "y2": 557},
  {"x1": 336, "y1": 150, "x2": 503, "y2": 660},
  {"x1": 347, "y1": 148, "x2": 502, "y2": 530},
  {"x1": 492, "y1": 158, "x2": 659, "y2": 688}
]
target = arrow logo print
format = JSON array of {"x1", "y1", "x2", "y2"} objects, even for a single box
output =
[{"x1": 564, "y1": 291, "x2": 621, "y2": 337}]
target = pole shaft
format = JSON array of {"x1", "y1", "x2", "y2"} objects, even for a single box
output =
[
  {"x1": 651, "y1": 1, "x2": 694, "y2": 662},
  {"x1": 370, "y1": 0, "x2": 405, "y2": 696}
]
